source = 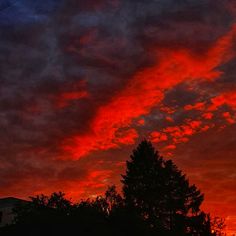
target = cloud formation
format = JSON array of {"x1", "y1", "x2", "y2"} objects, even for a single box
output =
[{"x1": 0, "y1": 0, "x2": 236, "y2": 233}]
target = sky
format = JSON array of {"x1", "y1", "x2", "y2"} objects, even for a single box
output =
[{"x1": 0, "y1": 0, "x2": 236, "y2": 234}]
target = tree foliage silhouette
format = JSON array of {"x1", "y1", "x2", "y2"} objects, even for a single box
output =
[
  {"x1": 0, "y1": 140, "x2": 223, "y2": 236},
  {"x1": 122, "y1": 140, "x2": 208, "y2": 235},
  {"x1": 210, "y1": 217, "x2": 226, "y2": 236}
]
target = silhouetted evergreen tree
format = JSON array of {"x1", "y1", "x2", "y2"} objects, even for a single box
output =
[{"x1": 122, "y1": 140, "x2": 206, "y2": 235}]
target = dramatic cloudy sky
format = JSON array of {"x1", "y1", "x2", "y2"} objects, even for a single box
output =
[{"x1": 0, "y1": 0, "x2": 236, "y2": 233}]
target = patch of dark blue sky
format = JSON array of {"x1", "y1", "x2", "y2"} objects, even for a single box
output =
[{"x1": 0, "y1": 0, "x2": 63, "y2": 25}]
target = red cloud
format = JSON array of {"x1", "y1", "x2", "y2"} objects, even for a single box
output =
[
  {"x1": 137, "y1": 119, "x2": 145, "y2": 125},
  {"x1": 57, "y1": 91, "x2": 89, "y2": 108},
  {"x1": 184, "y1": 90, "x2": 236, "y2": 113},
  {"x1": 222, "y1": 112, "x2": 235, "y2": 124},
  {"x1": 184, "y1": 102, "x2": 205, "y2": 111},
  {"x1": 165, "y1": 116, "x2": 174, "y2": 122},
  {"x1": 162, "y1": 120, "x2": 202, "y2": 145},
  {"x1": 209, "y1": 90, "x2": 236, "y2": 111},
  {"x1": 150, "y1": 131, "x2": 168, "y2": 143},
  {"x1": 62, "y1": 25, "x2": 236, "y2": 159},
  {"x1": 202, "y1": 112, "x2": 214, "y2": 120}
]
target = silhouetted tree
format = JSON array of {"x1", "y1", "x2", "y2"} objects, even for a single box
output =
[
  {"x1": 122, "y1": 140, "x2": 206, "y2": 235},
  {"x1": 210, "y1": 217, "x2": 226, "y2": 236},
  {"x1": 105, "y1": 185, "x2": 123, "y2": 214},
  {"x1": 14, "y1": 192, "x2": 72, "y2": 225},
  {"x1": 104, "y1": 185, "x2": 151, "y2": 236},
  {"x1": 10, "y1": 192, "x2": 75, "y2": 235}
]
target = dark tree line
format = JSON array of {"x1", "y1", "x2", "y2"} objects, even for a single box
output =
[{"x1": 0, "y1": 140, "x2": 225, "y2": 236}]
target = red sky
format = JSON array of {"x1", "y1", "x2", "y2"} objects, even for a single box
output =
[{"x1": 0, "y1": 0, "x2": 236, "y2": 234}]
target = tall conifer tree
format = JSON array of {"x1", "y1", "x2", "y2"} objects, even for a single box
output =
[{"x1": 122, "y1": 140, "x2": 205, "y2": 234}]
